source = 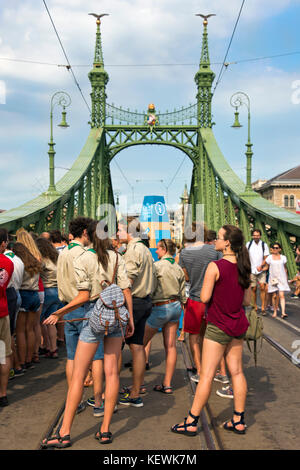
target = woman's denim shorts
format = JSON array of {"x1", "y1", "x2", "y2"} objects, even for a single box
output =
[
  {"x1": 40, "y1": 287, "x2": 63, "y2": 321},
  {"x1": 146, "y1": 301, "x2": 182, "y2": 330},
  {"x1": 19, "y1": 290, "x2": 41, "y2": 313},
  {"x1": 79, "y1": 301, "x2": 124, "y2": 345}
]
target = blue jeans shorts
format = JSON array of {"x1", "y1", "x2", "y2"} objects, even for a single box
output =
[
  {"x1": 64, "y1": 303, "x2": 104, "y2": 361},
  {"x1": 79, "y1": 301, "x2": 124, "y2": 346},
  {"x1": 146, "y1": 301, "x2": 182, "y2": 330},
  {"x1": 19, "y1": 290, "x2": 41, "y2": 313},
  {"x1": 40, "y1": 287, "x2": 63, "y2": 321}
]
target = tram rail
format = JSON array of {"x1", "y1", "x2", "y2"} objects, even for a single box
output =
[
  {"x1": 262, "y1": 333, "x2": 300, "y2": 369},
  {"x1": 37, "y1": 401, "x2": 66, "y2": 450}
]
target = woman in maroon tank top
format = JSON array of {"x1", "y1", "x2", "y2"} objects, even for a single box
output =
[{"x1": 172, "y1": 225, "x2": 251, "y2": 436}]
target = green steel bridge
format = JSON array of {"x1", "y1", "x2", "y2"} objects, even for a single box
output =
[{"x1": 0, "y1": 16, "x2": 299, "y2": 276}]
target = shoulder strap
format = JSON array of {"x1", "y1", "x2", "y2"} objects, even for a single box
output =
[
  {"x1": 247, "y1": 240, "x2": 253, "y2": 250},
  {"x1": 111, "y1": 253, "x2": 119, "y2": 284},
  {"x1": 262, "y1": 241, "x2": 265, "y2": 255}
]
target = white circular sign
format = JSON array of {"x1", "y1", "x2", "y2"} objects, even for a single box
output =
[{"x1": 155, "y1": 202, "x2": 165, "y2": 216}]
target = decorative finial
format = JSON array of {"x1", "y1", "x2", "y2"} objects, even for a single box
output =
[
  {"x1": 195, "y1": 13, "x2": 216, "y2": 26},
  {"x1": 88, "y1": 13, "x2": 109, "y2": 24}
]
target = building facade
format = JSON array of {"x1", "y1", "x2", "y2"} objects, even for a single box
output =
[{"x1": 254, "y1": 166, "x2": 300, "y2": 213}]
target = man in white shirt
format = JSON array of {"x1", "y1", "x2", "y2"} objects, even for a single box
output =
[{"x1": 246, "y1": 229, "x2": 270, "y2": 314}]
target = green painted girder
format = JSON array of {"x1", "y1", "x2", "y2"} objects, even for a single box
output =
[
  {"x1": 0, "y1": 127, "x2": 103, "y2": 232},
  {"x1": 201, "y1": 127, "x2": 300, "y2": 237},
  {"x1": 105, "y1": 125, "x2": 198, "y2": 161}
]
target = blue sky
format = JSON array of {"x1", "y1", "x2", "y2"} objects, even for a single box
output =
[{"x1": 1, "y1": 0, "x2": 300, "y2": 214}]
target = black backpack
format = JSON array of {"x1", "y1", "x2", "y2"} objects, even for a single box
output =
[{"x1": 247, "y1": 239, "x2": 266, "y2": 255}]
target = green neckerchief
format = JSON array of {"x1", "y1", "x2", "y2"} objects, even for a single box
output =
[
  {"x1": 87, "y1": 248, "x2": 96, "y2": 254},
  {"x1": 68, "y1": 242, "x2": 81, "y2": 250},
  {"x1": 164, "y1": 257, "x2": 175, "y2": 264},
  {"x1": 5, "y1": 251, "x2": 15, "y2": 258}
]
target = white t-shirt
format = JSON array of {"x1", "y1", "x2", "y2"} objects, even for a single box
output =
[
  {"x1": 4, "y1": 250, "x2": 25, "y2": 290},
  {"x1": 246, "y1": 240, "x2": 270, "y2": 275}
]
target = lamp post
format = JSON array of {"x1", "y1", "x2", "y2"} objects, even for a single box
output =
[
  {"x1": 47, "y1": 91, "x2": 71, "y2": 195},
  {"x1": 230, "y1": 91, "x2": 253, "y2": 193}
]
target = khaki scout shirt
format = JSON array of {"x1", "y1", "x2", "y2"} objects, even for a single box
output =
[
  {"x1": 152, "y1": 255, "x2": 186, "y2": 304},
  {"x1": 20, "y1": 271, "x2": 40, "y2": 291},
  {"x1": 40, "y1": 258, "x2": 57, "y2": 289},
  {"x1": 74, "y1": 249, "x2": 131, "y2": 300},
  {"x1": 123, "y1": 238, "x2": 154, "y2": 298},
  {"x1": 57, "y1": 241, "x2": 86, "y2": 303}
]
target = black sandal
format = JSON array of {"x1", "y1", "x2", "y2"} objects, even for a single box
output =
[
  {"x1": 153, "y1": 384, "x2": 173, "y2": 394},
  {"x1": 223, "y1": 410, "x2": 246, "y2": 435},
  {"x1": 171, "y1": 410, "x2": 199, "y2": 436},
  {"x1": 41, "y1": 432, "x2": 71, "y2": 449},
  {"x1": 95, "y1": 431, "x2": 113, "y2": 444}
]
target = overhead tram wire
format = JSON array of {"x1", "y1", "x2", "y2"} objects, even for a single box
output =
[
  {"x1": 2, "y1": 50, "x2": 300, "y2": 68},
  {"x1": 112, "y1": 160, "x2": 135, "y2": 203},
  {"x1": 166, "y1": 155, "x2": 187, "y2": 191},
  {"x1": 42, "y1": 0, "x2": 91, "y2": 114},
  {"x1": 212, "y1": 0, "x2": 246, "y2": 95}
]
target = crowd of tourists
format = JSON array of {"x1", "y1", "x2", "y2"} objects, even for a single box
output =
[{"x1": 0, "y1": 217, "x2": 299, "y2": 447}]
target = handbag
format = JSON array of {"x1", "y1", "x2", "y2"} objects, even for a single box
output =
[
  {"x1": 88, "y1": 254, "x2": 129, "y2": 337},
  {"x1": 245, "y1": 307, "x2": 263, "y2": 366}
]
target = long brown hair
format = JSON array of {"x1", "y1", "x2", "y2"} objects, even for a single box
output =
[
  {"x1": 36, "y1": 237, "x2": 59, "y2": 265},
  {"x1": 222, "y1": 225, "x2": 251, "y2": 289},
  {"x1": 87, "y1": 221, "x2": 111, "y2": 271},
  {"x1": 12, "y1": 242, "x2": 42, "y2": 277}
]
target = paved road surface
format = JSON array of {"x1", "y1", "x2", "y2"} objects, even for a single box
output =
[{"x1": 1, "y1": 321, "x2": 300, "y2": 451}]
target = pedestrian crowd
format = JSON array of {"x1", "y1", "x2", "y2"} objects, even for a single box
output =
[{"x1": 0, "y1": 218, "x2": 298, "y2": 446}]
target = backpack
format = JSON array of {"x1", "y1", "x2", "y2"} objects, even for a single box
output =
[
  {"x1": 88, "y1": 254, "x2": 129, "y2": 337},
  {"x1": 244, "y1": 306, "x2": 263, "y2": 366},
  {"x1": 247, "y1": 239, "x2": 266, "y2": 255}
]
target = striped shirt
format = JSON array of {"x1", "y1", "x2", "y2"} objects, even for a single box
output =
[{"x1": 179, "y1": 244, "x2": 222, "y2": 301}]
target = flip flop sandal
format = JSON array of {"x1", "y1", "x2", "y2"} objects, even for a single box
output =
[
  {"x1": 41, "y1": 432, "x2": 71, "y2": 449},
  {"x1": 95, "y1": 431, "x2": 113, "y2": 444},
  {"x1": 153, "y1": 384, "x2": 173, "y2": 394},
  {"x1": 223, "y1": 411, "x2": 246, "y2": 435},
  {"x1": 171, "y1": 410, "x2": 199, "y2": 437}
]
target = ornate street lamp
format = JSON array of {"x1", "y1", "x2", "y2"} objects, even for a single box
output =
[
  {"x1": 230, "y1": 91, "x2": 253, "y2": 193},
  {"x1": 47, "y1": 91, "x2": 71, "y2": 195}
]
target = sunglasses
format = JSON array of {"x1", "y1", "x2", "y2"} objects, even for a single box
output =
[{"x1": 273, "y1": 246, "x2": 280, "y2": 249}]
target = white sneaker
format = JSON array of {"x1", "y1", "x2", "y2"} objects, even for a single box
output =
[
  {"x1": 191, "y1": 374, "x2": 200, "y2": 383},
  {"x1": 214, "y1": 373, "x2": 230, "y2": 384},
  {"x1": 216, "y1": 385, "x2": 234, "y2": 399}
]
